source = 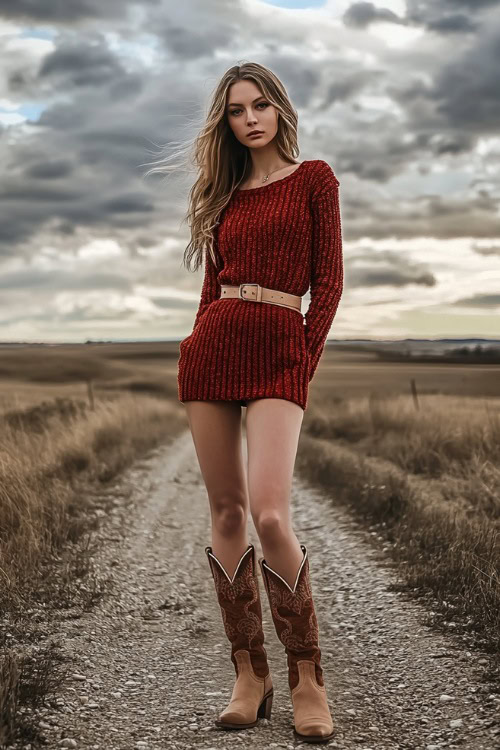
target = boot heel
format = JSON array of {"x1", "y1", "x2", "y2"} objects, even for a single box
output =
[{"x1": 257, "y1": 690, "x2": 273, "y2": 719}]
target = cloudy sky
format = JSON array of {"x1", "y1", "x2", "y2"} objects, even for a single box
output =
[{"x1": 1, "y1": 0, "x2": 499, "y2": 343}]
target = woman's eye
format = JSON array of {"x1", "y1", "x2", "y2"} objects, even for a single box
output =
[{"x1": 229, "y1": 102, "x2": 268, "y2": 116}]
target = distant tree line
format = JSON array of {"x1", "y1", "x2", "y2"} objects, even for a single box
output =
[{"x1": 373, "y1": 344, "x2": 500, "y2": 364}]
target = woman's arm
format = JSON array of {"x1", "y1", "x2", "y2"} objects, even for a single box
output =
[
  {"x1": 191, "y1": 247, "x2": 221, "y2": 332},
  {"x1": 303, "y1": 161, "x2": 344, "y2": 382}
]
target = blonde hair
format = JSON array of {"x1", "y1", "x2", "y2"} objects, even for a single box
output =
[{"x1": 142, "y1": 61, "x2": 299, "y2": 272}]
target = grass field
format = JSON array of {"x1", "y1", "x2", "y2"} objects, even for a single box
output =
[
  {"x1": 302, "y1": 347, "x2": 499, "y2": 676},
  {"x1": 0, "y1": 343, "x2": 186, "y2": 745},
  {"x1": 0, "y1": 341, "x2": 499, "y2": 743}
]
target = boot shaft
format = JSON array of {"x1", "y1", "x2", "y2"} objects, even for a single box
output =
[
  {"x1": 205, "y1": 543, "x2": 269, "y2": 679},
  {"x1": 259, "y1": 544, "x2": 324, "y2": 691}
]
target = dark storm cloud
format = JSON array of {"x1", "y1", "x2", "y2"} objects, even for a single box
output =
[
  {"x1": 425, "y1": 14, "x2": 477, "y2": 34},
  {"x1": 21, "y1": 34, "x2": 144, "y2": 103},
  {"x1": 35, "y1": 103, "x2": 86, "y2": 130},
  {"x1": 0, "y1": 29, "x2": 187, "y2": 254},
  {"x1": 78, "y1": 129, "x2": 153, "y2": 169},
  {"x1": 349, "y1": 249, "x2": 436, "y2": 288},
  {"x1": 404, "y1": 0, "x2": 500, "y2": 34},
  {"x1": 0, "y1": 0, "x2": 498, "y2": 342},
  {"x1": 6, "y1": 35, "x2": 144, "y2": 110},
  {"x1": 103, "y1": 193, "x2": 154, "y2": 214},
  {"x1": 343, "y1": 2, "x2": 406, "y2": 29},
  {"x1": 150, "y1": 296, "x2": 196, "y2": 311},
  {"x1": 385, "y1": 24, "x2": 500, "y2": 141},
  {"x1": 134, "y1": 234, "x2": 163, "y2": 248},
  {"x1": 0, "y1": 0, "x2": 159, "y2": 23},
  {"x1": 351, "y1": 268, "x2": 436, "y2": 287},
  {"x1": 344, "y1": 0, "x2": 499, "y2": 35},
  {"x1": 57, "y1": 200, "x2": 155, "y2": 228},
  {"x1": 0, "y1": 175, "x2": 86, "y2": 250},
  {"x1": 324, "y1": 69, "x2": 381, "y2": 107},
  {"x1": 25, "y1": 160, "x2": 73, "y2": 179},
  {"x1": 0, "y1": 269, "x2": 132, "y2": 292},
  {"x1": 443, "y1": 0, "x2": 500, "y2": 6},
  {"x1": 406, "y1": 0, "x2": 500, "y2": 23},
  {"x1": 39, "y1": 38, "x2": 127, "y2": 87},
  {"x1": 472, "y1": 244, "x2": 500, "y2": 256},
  {"x1": 429, "y1": 29, "x2": 500, "y2": 130},
  {"x1": 0, "y1": 183, "x2": 82, "y2": 202},
  {"x1": 0, "y1": 222, "x2": 34, "y2": 248},
  {"x1": 265, "y1": 60, "x2": 320, "y2": 109},
  {"x1": 144, "y1": 0, "x2": 239, "y2": 57},
  {"x1": 108, "y1": 75, "x2": 144, "y2": 101},
  {"x1": 161, "y1": 25, "x2": 230, "y2": 61},
  {"x1": 0, "y1": 164, "x2": 158, "y2": 251},
  {"x1": 451, "y1": 293, "x2": 500, "y2": 307},
  {"x1": 1, "y1": 0, "x2": 498, "y2": 266}
]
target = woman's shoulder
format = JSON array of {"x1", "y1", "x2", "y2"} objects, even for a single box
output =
[
  {"x1": 306, "y1": 159, "x2": 340, "y2": 198},
  {"x1": 307, "y1": 159, "x2": 339, "y2": 182}
]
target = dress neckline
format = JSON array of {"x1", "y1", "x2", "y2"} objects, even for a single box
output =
[{"x1": 235, "y1": 160, "x2": 308, "y2": 195}]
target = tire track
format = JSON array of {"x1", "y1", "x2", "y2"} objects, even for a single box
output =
[{"x1": 22, "y1": 431, "x2": 499, "y2": 750}]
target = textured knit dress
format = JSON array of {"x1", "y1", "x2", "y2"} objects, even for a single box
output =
[{"x1": 177, "y1": 159, "x2": 343, "y2": 411}]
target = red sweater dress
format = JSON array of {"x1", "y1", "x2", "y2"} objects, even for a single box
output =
[{"x1": 177, "y1": 159, "x2": 343, "y2": 411}]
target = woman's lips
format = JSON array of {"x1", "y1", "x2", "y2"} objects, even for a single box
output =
[{"x1": 248, "y1": 132, "x2": 264, "y2": 138}]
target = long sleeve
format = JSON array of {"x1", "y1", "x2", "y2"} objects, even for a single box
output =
[
  {"x1": 303, "y1": 161, "x2": 344, "y2": 382},
  {"x1": 178, "y1": 158, "x2": 342, "y2": 412},
  {"x1": 192, "y1": 246, "x2": 221, "y2": 332}
]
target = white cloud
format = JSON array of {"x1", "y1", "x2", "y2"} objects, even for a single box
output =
[
  {"x1": 368, "y1": 22, "x2": 424, "y2": 48},
  {"x1": 0, "y1": 111, "x2": 26, "y2": 125},
  {"x1": 77, "y1": 238, "x2": 124, "y2": 261}
]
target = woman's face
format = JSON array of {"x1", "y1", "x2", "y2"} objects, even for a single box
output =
[{"x1": 226, "y1": 80, "x2": 279, "y2": 149}]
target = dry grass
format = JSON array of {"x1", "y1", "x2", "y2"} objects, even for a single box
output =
[
  {"x1": 0, "y1": 348, "x2": 186, "y2": 746},
  {"x1": 0, "y1": 393, "x2": 184, "y2": 597},
  {"x1": 299, "y1": 392, "x2": 500, "y2": 681},
  {"x1": 1, "y1": 341, "x2": 500, "y2": 742}
]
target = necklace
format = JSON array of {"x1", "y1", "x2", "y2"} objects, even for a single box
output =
[{"x1": 262, "y1": 165, "x2": 289, "y2": 183}]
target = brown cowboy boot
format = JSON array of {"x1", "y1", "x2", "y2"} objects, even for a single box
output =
[
  {"x1": 259, "y1": 543, "x2": 334, "y2": 744},
  {"x1": 205, "y1": 543, "x2": 274, "y2": 729}
]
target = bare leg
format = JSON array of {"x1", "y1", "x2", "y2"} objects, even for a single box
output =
[
  {"x1": 245, "y1": 399, "x2": 334, "y2": 740},
  {"x1": 183, "y1": 400, "x2": 249, "y2": 578},
  {"x1": 245, "y1": 398, "x2": 305, "y2": 588}
]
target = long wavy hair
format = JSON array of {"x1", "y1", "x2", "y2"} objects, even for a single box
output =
[{"x1": 143, "y1": 61, "x2": 299, "y2": 272}]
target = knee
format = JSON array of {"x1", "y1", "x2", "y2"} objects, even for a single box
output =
[
  {"x1": 211, "y1": 497, "x2": 247, "y2": 537},
  {"x1": 254, "y1": 510, "x2": 287, "y2": 545}
]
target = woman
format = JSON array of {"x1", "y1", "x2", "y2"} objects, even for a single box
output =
[{"x1": 153, "y1": 61, "x2": 343, "y2": 743}]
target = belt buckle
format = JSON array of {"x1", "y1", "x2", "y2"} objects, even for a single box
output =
[{"x1": 238, "y1": 283, "x2": 262, "y2": 302}]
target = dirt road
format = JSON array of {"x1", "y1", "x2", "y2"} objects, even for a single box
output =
[{"x1": 19, "y1": 430, "x2": 499, "y2": 750}]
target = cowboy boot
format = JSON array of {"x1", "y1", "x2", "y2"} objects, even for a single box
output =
[
  {"x1": 259, "y1": 543, "x2": 334, "y2": 744},
  {"x1": 205, "y1": 543, "x2": 274, "y2": 729}
]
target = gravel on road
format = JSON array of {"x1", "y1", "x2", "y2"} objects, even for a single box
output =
[{"x1": 11, "y1": 430, "x2": 500, "y2": 750}]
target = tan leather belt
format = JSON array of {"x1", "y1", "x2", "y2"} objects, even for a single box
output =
[{"x1": 220, "y1": 283, "x2": 303, "y2": 314}]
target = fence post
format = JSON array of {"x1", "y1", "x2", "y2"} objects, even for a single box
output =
[
  {"x1": 410, "y1": 378, "x2": 419, "y2": 410},
  {"x1": 87, "y1": 379, "x2": 95, "y2": 410}
]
